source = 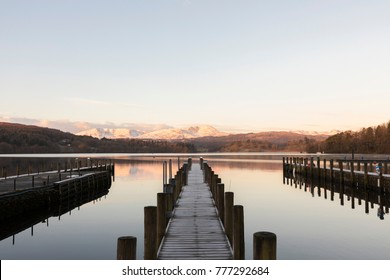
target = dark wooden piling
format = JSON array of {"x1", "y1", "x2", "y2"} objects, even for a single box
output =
[
  {"x1": 217, "y1": 183, "x2": 225, "y2": 224},
  {"x1": 144, "y1": 206, "x2": 157, "y2": 260},
  {"x1": 233, "y1": 205, "x2": 245, "y2": 260},
  {"x1": 117, "y1": 236, "x2": 137, "y2": 260},
  {"x1": 253, "y1": 231, "x2": 277, "y2": 260},
  {"x1": 224, "y1": 192, "x2": 234, "y2": 245},
  {"x1": 339, "y1": 161, "x2": 344, "y2": 186},
  {"x1": 330, "y1": 159, "x2": 334, "y2": 186},
  {"x1": 157, "y1": 192, "x2": 168, "y2": 248},
  {"x1": 364, "y1": 162, "x2": 368, "y2": 189}
]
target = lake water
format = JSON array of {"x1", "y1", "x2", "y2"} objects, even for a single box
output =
[{"x1": 1, "y1": 153, "x2": 390, "y2": 260}]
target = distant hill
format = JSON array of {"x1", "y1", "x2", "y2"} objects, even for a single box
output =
[
  {"x1": 0, "y1": 122, "x2": 335, "y2": 153},
  {"x1": 190, "y1": 131, "x2": 330, "y2": 152},
  {"x1": 0, "y1": 122, "x2": 195, "y2": 153}
]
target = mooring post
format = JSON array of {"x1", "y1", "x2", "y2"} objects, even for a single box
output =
[
  {"x1": 310, "y1": 157, "x2": 314, "y2": 180},
  {"x1": 350, "y1": 160, "x2": 355, "y2": 186},
  {"x1": 224, "y1": 192, "x2": 234, "y2": 245},
  {"x1": 323, "y1": 159, "x2": 327, "y2": 182},
  {"x1": 212, "y1": 174, "x2": 218, "y2": 199},
  {"x1": 317, "y1": 157, "x2": 320, "y2": 181},
  {"x1": 169, "y1": 159, "x2": 172, "y2": 180},
  {"x1": 379, "y1": 163, "x2": 383, "y2": 189},
  {"x1": 162, "y1": 161, "x2": 167, "y2": 186},
  {"x1": 294, "y1": 157, "x2": 297, "y2": 174},
  {"x1": 233, "y1": 205, "x2": 245, "y2": 260},
  {"x1": 364, "y1": 162, "x2": 368, "y2": 190},
  {"x1": 303, "y1": 158, "x2": 308, "y2": 178},
  {"x1": 217, "y1": 183, "x2": 225, "y2": 224},
  {"x1": 339, "y1": 161, "x2": 344, "y2": 185},
  {"x1": 117, "y1": 236, "x2": 137, "y2": 260},
  {"x1": 144, "y1": 206, "x2": 157, "y2": 260},
  {"x1": 253, "y1": 232, "x2": 277, "y2": 260},
  {"x1": 157, "y1": 192, "x2": 168, "y2": 249}
]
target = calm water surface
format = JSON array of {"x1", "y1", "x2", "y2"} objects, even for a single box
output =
[{"x1": 0, "y1": 153, "x2": 389, "y2": 260}]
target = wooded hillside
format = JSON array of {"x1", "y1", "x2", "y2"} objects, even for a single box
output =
[
  {"x1": 0, "y1": 122, "x2": 195, "y2": 153},
  {"x1": 322, "y1": 121, "x2": 390, "y2": 154}
]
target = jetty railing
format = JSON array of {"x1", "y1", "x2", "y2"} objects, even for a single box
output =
[
  {"x1": 283, "y1": 156, "x2": 390, "y2": 190},
  {"x1": 0, "y1": 159, "x2": 114, "y2": 194}
]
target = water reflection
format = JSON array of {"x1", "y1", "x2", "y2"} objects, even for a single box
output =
[
  {"x1": 283, "y1": 171, "x2": 390, "y2": 220},
  {"x1": 1, "y1": 154, "x2": 390, "y2": 260},
  {"x1": 0, "y1": 176, "x2": 111, "y2": 244}
]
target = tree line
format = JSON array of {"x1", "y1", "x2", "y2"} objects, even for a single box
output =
[{"x1": 309, "y1": 120, "x2": 390, "y2": 154}]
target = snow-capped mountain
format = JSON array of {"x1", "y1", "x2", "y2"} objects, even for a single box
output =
[
  {"x1": 76, "y1": 125, "x2": 228, "y2": 139},
  {"x1": 140, "y1": 125, "x2": 228, "y2": 139},
  {"x1": 76, "y1": 128, "x2": 143, "y2": 139}
]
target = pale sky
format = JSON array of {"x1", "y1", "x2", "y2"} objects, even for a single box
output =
[{"x1": 1, "y1": 0, "x2": 390, "y2": 133}]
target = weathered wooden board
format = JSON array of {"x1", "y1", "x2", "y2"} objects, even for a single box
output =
[{"x1": 157, "y1": 163, "x2": 233, "y2": 260}]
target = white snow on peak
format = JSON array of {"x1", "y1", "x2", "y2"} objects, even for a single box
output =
[{"x1": 76, "y1": 125, "x2": 227, "y2": 139}]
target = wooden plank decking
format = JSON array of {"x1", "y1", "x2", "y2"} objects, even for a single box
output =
[{"x1": 157, "y1": 162, "x2": 233, "y2": 260}]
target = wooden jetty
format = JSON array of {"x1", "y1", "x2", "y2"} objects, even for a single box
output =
[
  {"x1": 283, "y1": 156, "x2": 390, "y2": 190},
  {"x1": 119, "y1": 157, "x2": 277, "y2": 260},
  {"x1": 0, "y1": 159, "x2": 114, "y2": 225},
  {"x1": 283, "y1": 156, "x2": 390, "y2": 217},
  {"x1": 157, "y1": 161, "x2": 233, "y2": 260}
]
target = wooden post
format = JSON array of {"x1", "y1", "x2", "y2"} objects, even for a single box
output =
[
  {"x1": 364, "y1": 162, "x2": 368, "y2": 189},
  {"x1": 350, "y1": 160, "x2": 355, "y2": 187},
  {"x1": 330, "y1": 159, "x2": 334, "y2": 186},
  {"x1": 157, "y1": 192, "x2": 167, "y2": 249},
  {"x1": 212, "y1": 174, "x2": 218, "y2": 199},
  {"x1": 144, "y1": 206, "x2": 157, "y2": 260},
  {"x1": 217, "y1": 183, "x2": 225, "y2": 224},
  {"x1": 253, "y1": 232, "x2": 277, "y2": 260},
  {"x1": 233, "y1": 205, "x2": 245, "y2": 260},
  {"x1": 339, "y1": 161, "x2": 344, "y2": 186},
  {"x1": 224, "y1": 192, "x2": 234, "y2": 245},
  {"x1": 117, "y1": 236, "x2": 137, "y2": 260},
  {"x1": 169, "y1": 159, "x2": 172, "y2": 180},
  {"x1": 317, "y1": 157, "x2": 320, "y2": 181},
  {"x1": 379, "y1": 163, "x2": 383, "y2": 190},
  {"x1": 323, "y1": 159, "x2": 327, "y2": 181},
  {"x1": 310, "y1": 157, "x2": 314, "y2": 179}
]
